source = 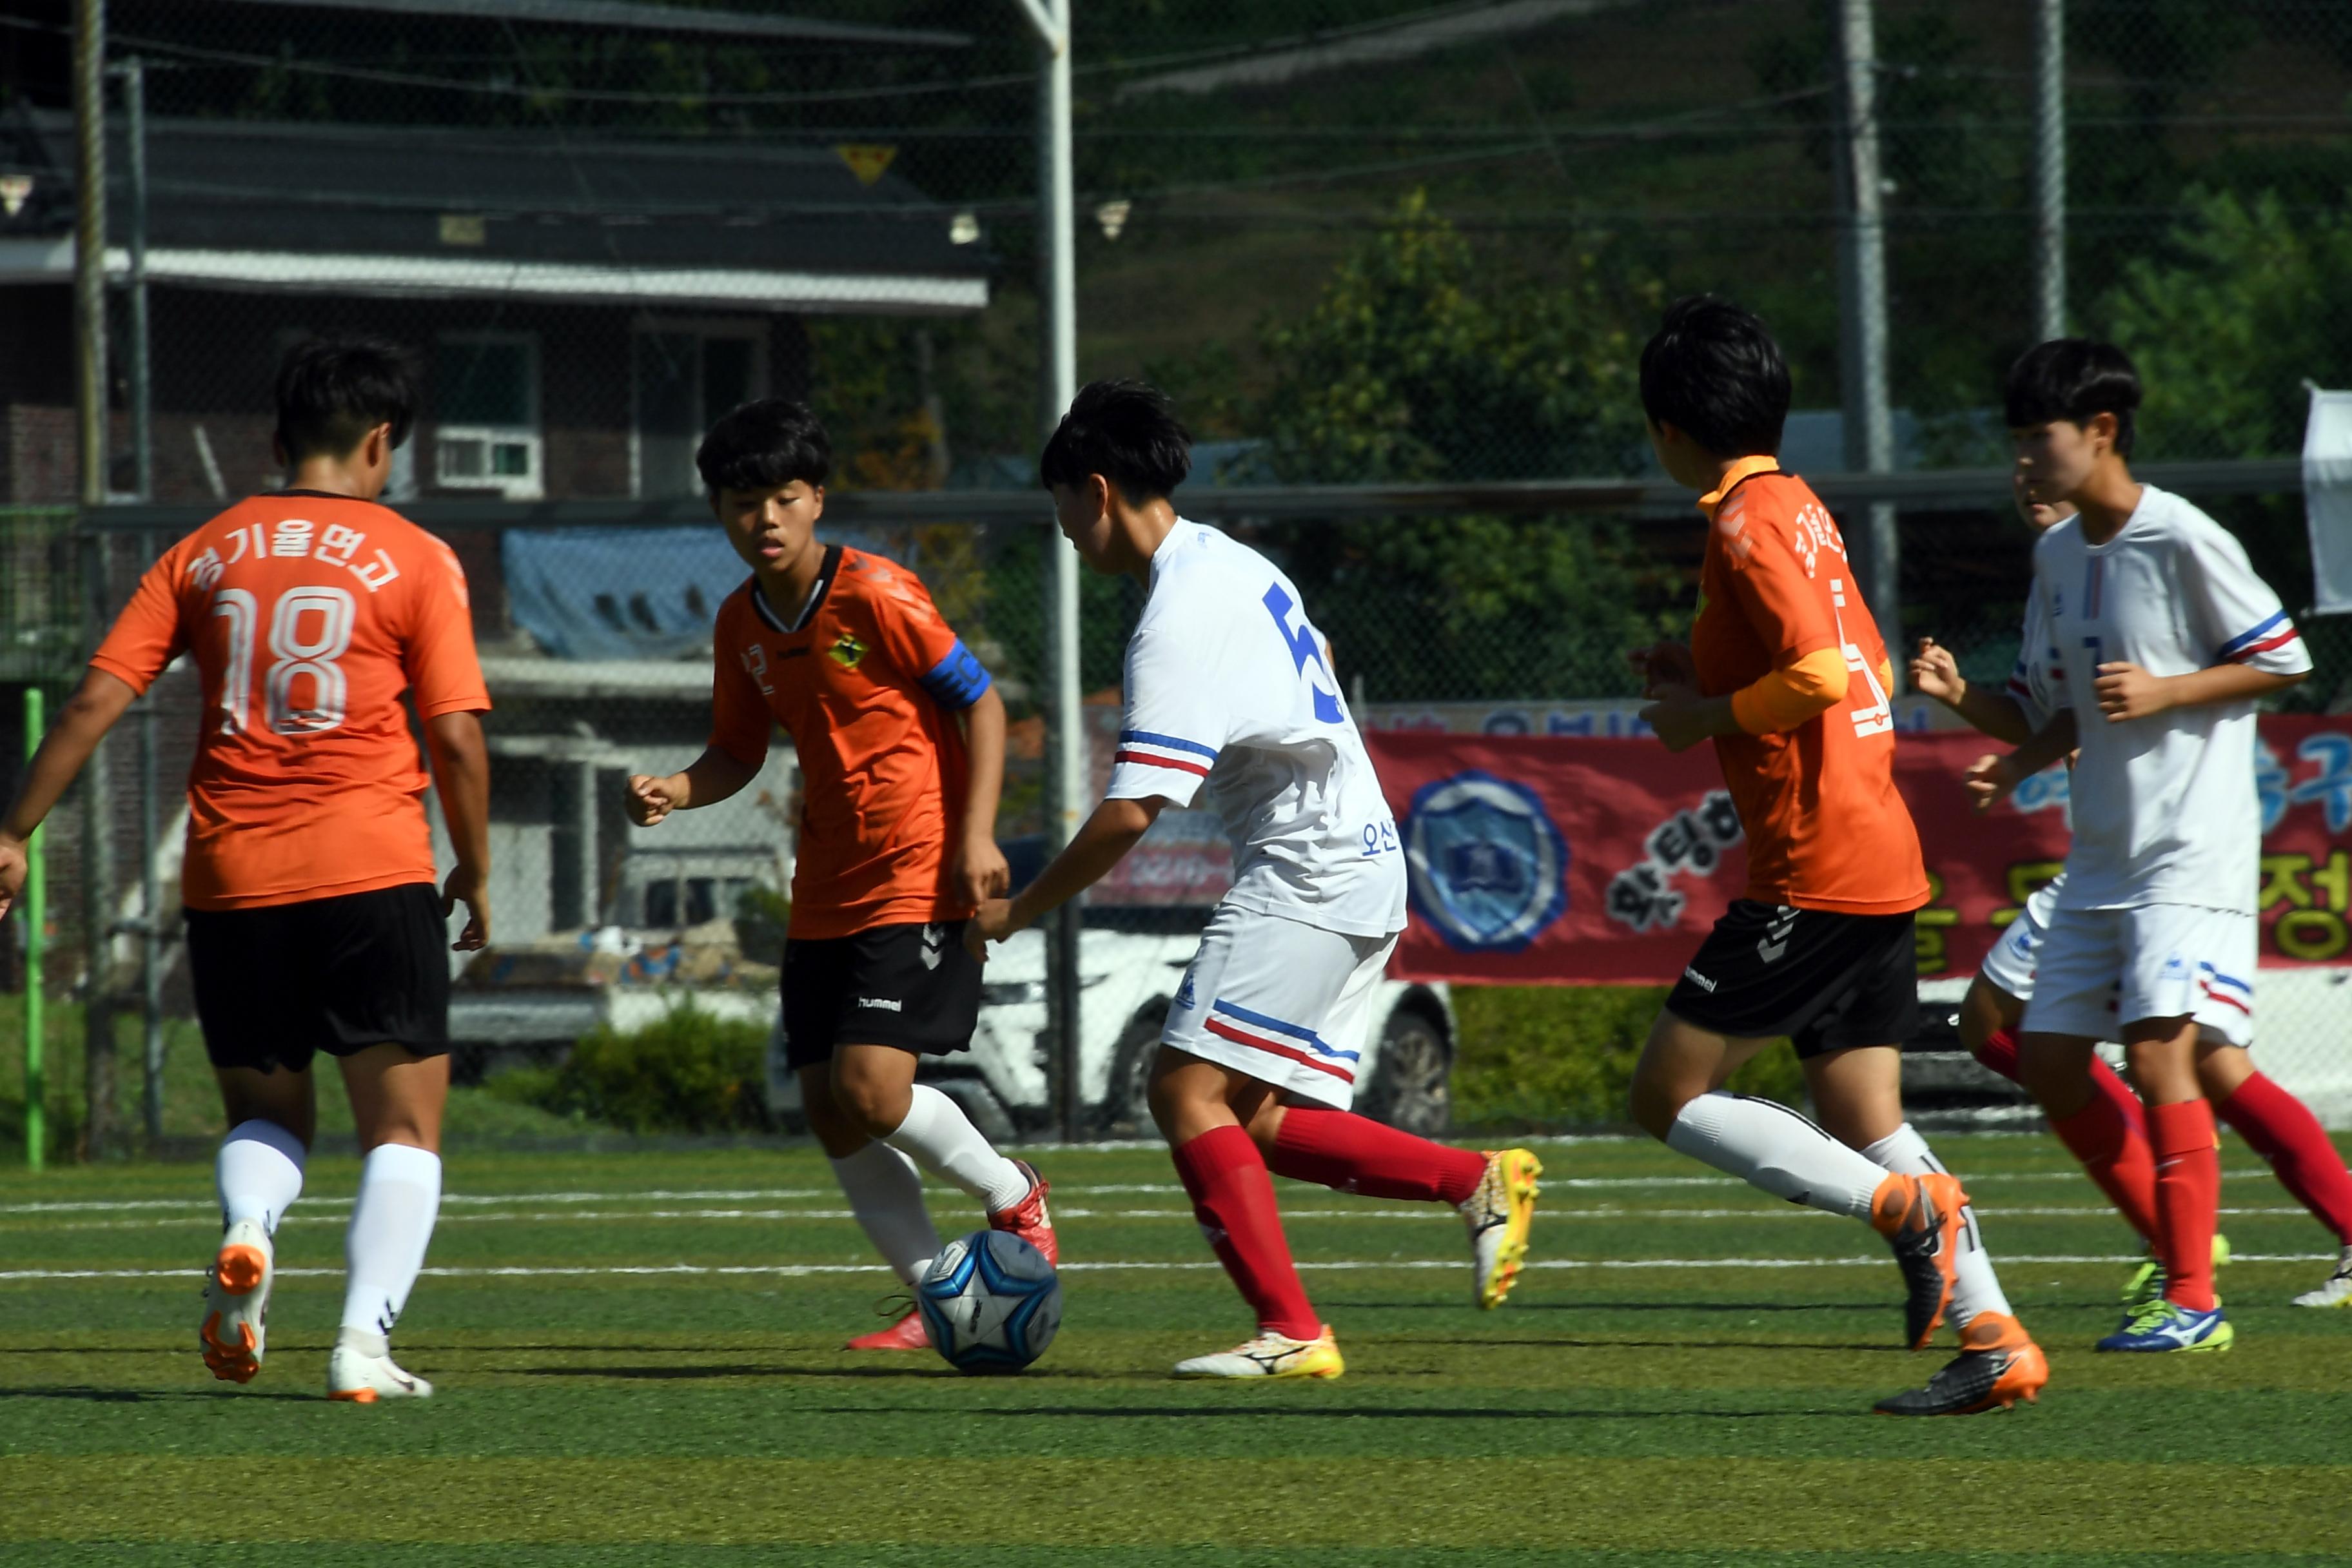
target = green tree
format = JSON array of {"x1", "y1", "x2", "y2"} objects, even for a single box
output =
[
  {"x1": 2099, "y1": 188, "x2": 2352, "y2": 459},
  {"x1": 1241, "y1": 193, "x2": 1675, "y2": 703}
]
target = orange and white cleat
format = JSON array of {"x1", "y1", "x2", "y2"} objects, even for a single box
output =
[
  {"x1": 988, "y1": 1159, "x2": 1057, "y2": 1268},
  {"x1": 198, "y1": 1219, "x2": 273, "y2": 1384},
  {"x1": 845, "y1": 1301, "x2": 932, "y2": 1351},
  {"x1": 1872, "y1": 1171, "x2": 1969, "y2": 1349},
  {"x1": 328, "y1": 1331, "x2": 432, "y2": 1402},
  {"x1": 1874, "y1": 1311, "x2": 2049, "y2": 1416}
]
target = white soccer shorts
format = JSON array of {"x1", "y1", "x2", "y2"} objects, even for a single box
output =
[
  {"x1": 1977, "y1": 874, "x2": 2063, "y2": 1001},
  {"x1": 2020, "y1": 901, "x2": 2257, "y2": 1047},
  {"x1": 1161, "y1": 901, "x2": 1398, "y2": 1111}
]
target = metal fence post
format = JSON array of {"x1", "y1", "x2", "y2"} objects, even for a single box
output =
[
  {"x1": 1833, "y1": 0, "x2": 1901, "y2": 672},
  {"x1": 2032, "y1": 0, "x2": 2067, "y2": 342},
  {"x1": 137, "y1": 529, "x2": 162, "y2": 1144},
  {"x1": 23, "y1": 687, "x2": 46, "y2": 1173}
]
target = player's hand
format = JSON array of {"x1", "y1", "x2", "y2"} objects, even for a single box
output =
[
  {"x1": 0, "y1": 834, "x2": 25, "y2": 922},
  {"x1": 2093, "y1": 661, "x2": 2172, "y2": 722},
  {"x1": 625, "y1": 772, "x2": 681, "y2": 826},
  {"x1": 1638, "y1": 685, "x2": 1715, "y2": 752},
  {"x1": 952, "y1": 837, "x2": 1012, "y2": 908},
  {"x1": 1629, "y1": 640, "x2": 1696, "y2": 698},
  {"x1": 1910, "y1": 638, "x2": 1965, "y2": 705},
  {"x1": 1963, "y1": 752, "x2": 2021, "y2": 814},
  {"x1": 442, "y1": 861, "x2": 491, "y2": 951},
  {"x1": 964, "y1": 897, "x2": 1021, "y2": 961}
]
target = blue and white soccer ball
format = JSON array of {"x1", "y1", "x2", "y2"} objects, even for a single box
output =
[{"x1": 916, "y1": 1230, "x2": 1062, "y2": 1375}]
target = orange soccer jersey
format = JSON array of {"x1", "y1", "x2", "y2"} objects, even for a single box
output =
[
  {"x1": 707, "y1": 545, "x2": 992, "y2": 940},
  {"x1": 1688, "y1": 458, "x2": 1928, "y2": 916},
  {"x1": 90, "y1": 491, "x2": 489, "y2": 912}
]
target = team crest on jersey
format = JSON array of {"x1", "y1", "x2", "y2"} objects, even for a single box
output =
[
  {"x1": 827, "y1": 632, "x2": 868, "y2": 669},
  {"x1": 1400, "y1": 770, "x2": 1569, "y2": 953}
]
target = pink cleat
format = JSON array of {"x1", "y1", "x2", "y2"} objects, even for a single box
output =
[
  {"x1": 845, "y1": 1304, "x2": 932, "y2": 1351},
  {"x1": 988, "y1": 1159, "x2": 1057, "y2": 1267}
]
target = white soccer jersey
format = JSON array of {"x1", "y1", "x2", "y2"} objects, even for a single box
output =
[
  {"x1": 2005, "y1": 589, "x2": 2053, "y2": 731},
  {"x1": 1104, "y1": 520, "x2": 1407, "y2": 938},
  {"x1": 2025, "y1": 485, "x2": 2311, "y2": 914}
]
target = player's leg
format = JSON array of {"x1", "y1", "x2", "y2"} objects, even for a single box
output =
[
  {"x1": 330, "y1": 1043, "x2": 447, "y2": 1400},
  {"x1": 820, "y1": 923, "x2": 1049, "y2": 1259},
  {"x1": 1244, "y1": 930, "x2": 1540, "y2": 1310},
  {"x1": 2197, "y1": 1037, "x2": 2352, "y2": 1304},
  {"x1": 802, "y1": 1064, "x2": 942, "y2": 1349},
  {"x1": 184, "y1": 899, "x2": 314, "y2": 1385},
  {"x1": 1151, "y1": 1048, "x2": 1339, "y2": 1380}
]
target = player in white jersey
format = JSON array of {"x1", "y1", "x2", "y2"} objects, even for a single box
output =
[
  {"x1": 1918, "y1": 471, "x2": 2352, "y2": 1313},
  {"x1": 966, "y1": 381, "x2": 1540, "y2": 1380},
  {"x1": 1968, "y1": 340, "x2": 2317, "y2": 1352}
]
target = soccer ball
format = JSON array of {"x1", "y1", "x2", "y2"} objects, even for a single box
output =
[{"x1": 916, "y1": 1230, "x2": 1062, "y2": 1374}]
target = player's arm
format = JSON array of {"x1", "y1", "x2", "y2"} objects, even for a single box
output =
[
  {"x1": 948, "y1": 685, "x2": 1012, "y2": 906},
  {"x1": 0, "y1": 669, "x2": 139, "y2": 919},
  {"x1": 962, "y1": 796, "x2": 1167, "y2": 957},
  {"x1": 2090, "y1": 660, "x2": 2306, "y2": 723},
  {"x1": 423, "y1": 711, "x2": 493, "y2": 951},
  {"x1": 1910, "y1": 637, "x2": 2034, "y2": 744},
  {"x1": 1642, "y1": 647, "x2": 1847, "y2": 752},
  {"x1": 627, "y1": 745, "x2": 763, "y2": 825},
  {"x1": 1963, "y1": 709, "x2": 2079, "y2": 814}
]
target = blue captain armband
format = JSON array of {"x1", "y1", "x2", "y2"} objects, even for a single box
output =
[{"x1": 920, "y1": 639, "x2": 994, "y2": 709}]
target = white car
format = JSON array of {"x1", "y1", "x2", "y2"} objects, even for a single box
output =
[{"x1": 765, "y1": 921, "x2": 1458, "y2": 1141}]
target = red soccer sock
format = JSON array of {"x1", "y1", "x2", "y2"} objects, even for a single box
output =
[
  {"x1": 2049, "y1": 1088, "x2": 2160, "y2": 1242},
  {"x1": 1169, "y1": 1124, "x2": 1320, "y2": 1340},
  {"x1": 2217, "y1": 1072, "x2": 2352, "y2": 1246},
  {"x1": 1974, "y1": 1027, "x2": 2023, "y2": 1083},
  {"x1": 2148, "y1": 1098, "x2": 2222, "y2": 1313},
  {"x1": 1267, "y1": 1107, "x2": 1489, "y2": 1206},
  {"x1": 1981, "y1": 1030, "x2": 2150, "y2": 1137}
]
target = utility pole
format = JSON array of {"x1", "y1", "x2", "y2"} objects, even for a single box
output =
[
  {"x1": 2032, "y1": 0, "x2": 2066, "y2": 342},
  {"x1": 1832, "y1": 0, "x2": 1900, "y2": 670},
  {"x1": 1011, "y1": 0, "x2": 1084, "y2": 1144},
  {"x1": 72, "y1": 0, "x2": 119, "y2": 1161}
]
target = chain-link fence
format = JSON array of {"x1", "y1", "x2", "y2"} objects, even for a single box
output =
[{"x1": 6, "y1": 1, "x2": 2352, "y2": 1148}]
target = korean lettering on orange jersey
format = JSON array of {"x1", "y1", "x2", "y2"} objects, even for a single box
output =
[{"x1": 184, "y1": 518, "x2": 402, "y2": 594}]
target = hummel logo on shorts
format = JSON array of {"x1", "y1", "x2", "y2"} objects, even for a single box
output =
[
  {"x1": 858, "y1": 997, "x2": 903, "y2": 1012},
  {"x1": 1681, "y1": 967, "x2": 1718, "y2": 993}
]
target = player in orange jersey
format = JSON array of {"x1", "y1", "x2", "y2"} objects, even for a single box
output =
[
  {"x1": 625, "y1": 400, "x2": 1052, "y2": 1352},
  {"x1": 0, "y1": 338, "x2": 491, "y2": 1402},
  {"x1": 1624, "y1": 297, "x2": 2045, "y2": 1415}
]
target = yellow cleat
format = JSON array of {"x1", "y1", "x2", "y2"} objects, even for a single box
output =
[
  {"x1": 1172, "y1": 1324, "x2": 1345, "y2": 1380},
  {"x1": 1461, "y1": 1148, "x2": 1542, "y2": 1309}
]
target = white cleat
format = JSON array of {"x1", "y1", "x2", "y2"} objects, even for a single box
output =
[
  {"x1": 328, "y1": 1332, "x2": 433, "y2": 1402},
  {"x1": 1172, "y1": 1325, "x2": 1344, "y2": 1380},
  {"x1": 199, "y1": 1219, "x2": 273, "y2": 1384},
  {"x1": 2293, "y1": 1244, "x2": 2352, "y2": 1309}
]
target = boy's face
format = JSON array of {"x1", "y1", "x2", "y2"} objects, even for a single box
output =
[
  {"x1": 2010, "y1": 465, "x2": 2075, "y2": 533},
  {"x1": 2008, "y1": 415, "x2": 2110, "y2": 509},
  {"x1": 713, "y1": 480, "x2": 823, "y2": 576},
  {"x1": 1048, "y1": 478, "x2": 1119, "y2": 573}
]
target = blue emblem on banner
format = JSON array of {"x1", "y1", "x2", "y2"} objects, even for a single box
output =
[{"x1": 1402, "y1": 770, "x2": 1569, "y2": 952}]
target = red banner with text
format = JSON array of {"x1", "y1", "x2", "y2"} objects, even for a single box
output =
[{"x1": 1367, "y1": 717, "x2": 2352, "y2": 985}]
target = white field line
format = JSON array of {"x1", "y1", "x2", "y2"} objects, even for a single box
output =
[
  {"x1": 2, "y1": 1200, "x2": 2329, "y2": 1237},
  {"x1": 0, "y1": 1251, "x2": 2338, "y2": 1285},
  {"x1": 0, "y1": 1169, "x2": 2297, "y2": 1219}
]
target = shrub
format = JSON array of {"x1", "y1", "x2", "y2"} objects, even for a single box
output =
[
  {"x1": 491, "y1": 1000, "x2": 772, "y2": 1135},
  {"x1": 1450, "y1": 984, "x2": 1805, "y2": 1131}
]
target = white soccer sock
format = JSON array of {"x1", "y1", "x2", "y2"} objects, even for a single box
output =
[
  {"x1": 338, "y1": 1142, "x2": 443, "y2": 1338},
  {"x1": 883, "y1": 1084, "x2": 1032, "y2": 1213},
  {"x1": 1862, "y1": 1122, "x2": 2015, "y2": 1324},
  {"x1": 830, "y1": 1141, "x2": 943, "y2": 1286},
  {"x1": 1665, "y1": 1092, "x2": 1888, "y2": 1220},
  {"x1": 217, "y1": 1118, "x2": 306, "y2": 1236}
]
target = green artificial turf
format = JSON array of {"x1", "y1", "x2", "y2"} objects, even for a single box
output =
[{"x1": 1, "y1": 1133, "x2": 2347, "y2": 1563}]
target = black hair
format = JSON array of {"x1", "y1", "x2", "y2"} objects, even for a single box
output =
[
  {"x1": 1039, "y1": 379, "x2": 1191, "y2": 502},
  {"x1": 273, "y1": 337, "x2": 416, "y2": 462},
  {"x1": 1637, "y1": 295, "x2": 1791, "y2": 459},
  {"x1": 2004, "y1": 338, "x2": 2141, "y2": 458},
  {"x1": 695, "y1": 398, "x2": 832, "y2": 492}
]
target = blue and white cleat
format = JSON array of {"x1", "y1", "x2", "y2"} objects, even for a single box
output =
[{"x1": 2095, "y1": 1299, "x2": 2233, "y2": 1354}]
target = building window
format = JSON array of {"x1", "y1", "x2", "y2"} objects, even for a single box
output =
[
  {"x1": 632, "y1": 322, "x2": 767, "y2": 496},
  {"x1": 435, "y1": 334, "x2": 542, "y2": 500}
]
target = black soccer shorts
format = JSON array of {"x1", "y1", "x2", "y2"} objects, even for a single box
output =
[
  {"x1": 1664, "y1": 900, "x2": 1920, "y2": 1059},
  {"x1": 184, "y1": 882, "x2": 452, "y2": 1073},
  {"x1": 780, "y1": 919, "x2": 983, "y2": 1072}
]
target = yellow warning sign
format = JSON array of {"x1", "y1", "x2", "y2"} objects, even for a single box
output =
[{"x1": 835, "y1": 144, "x2": 899, "y2": 186}]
